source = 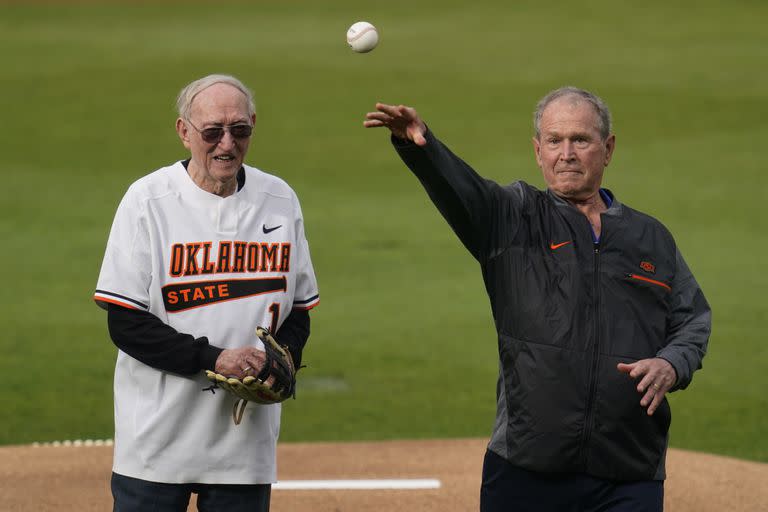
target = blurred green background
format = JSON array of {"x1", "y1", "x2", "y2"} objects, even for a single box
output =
[{"x1": 1, "y1": 0, "x2": 766, "y2": 463}]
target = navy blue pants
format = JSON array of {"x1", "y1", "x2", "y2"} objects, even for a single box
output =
[
  {"x1": 112, "y1": 472, "x2": 271, "y2": 512},
  {"x1": 480, "y1": 450, "x2": 664, "y2": 512}
]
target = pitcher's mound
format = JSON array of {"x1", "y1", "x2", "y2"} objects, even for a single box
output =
[{"x1": 1, "y1": 438, "x2": 766, "y2": 511}]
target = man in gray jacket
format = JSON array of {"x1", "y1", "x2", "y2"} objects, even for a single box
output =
[{"x1": 364, "y1": 87, "x2": 711, "y2": 511}]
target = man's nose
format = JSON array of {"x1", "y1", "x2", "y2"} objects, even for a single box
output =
[
  {"x1": 559, "y1": 140, "x2": 575, "y2": 160},
  {"x1": 218, "y1": 130, "x2": 237, "y2": 150}
]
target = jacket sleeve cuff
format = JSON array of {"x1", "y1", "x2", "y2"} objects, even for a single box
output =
[
  {"x1": 198, "y1": 339, "x2": 224, "y2": 372},
  {"x1": 656, "y1": 353, "x2": 687, "y2": 391},
  {"x1": 390, "y1": 126, "x2": 433, "y2": 148}
]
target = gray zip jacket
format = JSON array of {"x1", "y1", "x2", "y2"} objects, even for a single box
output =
[{"x1": 393, "y1": 130, "x2": 711, "y2": 481}]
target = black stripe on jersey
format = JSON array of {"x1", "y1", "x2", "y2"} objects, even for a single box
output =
[
  {"x1": 293, "y1": 295, "x2": 319, "y2": 305},
  {"x1": 95, "y1": 289, "x2": 149, "y2": 310},
  {"x1": 162, "y1": 276, "x2": 287, "y2": 313}
]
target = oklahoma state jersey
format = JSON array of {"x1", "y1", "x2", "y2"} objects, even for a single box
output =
[{"x1": 94, "y1": 161, "x2": 319, "y2": 484}]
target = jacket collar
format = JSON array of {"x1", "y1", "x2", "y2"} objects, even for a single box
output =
[{"x1": 546, "y1": 187, "x2": 624, "y2": 217}]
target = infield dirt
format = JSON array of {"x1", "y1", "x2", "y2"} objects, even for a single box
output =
[{"x1": 2, "y1": 438, "x2": 767, "y2": 511}]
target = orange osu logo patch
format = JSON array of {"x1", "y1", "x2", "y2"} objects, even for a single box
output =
[{"x1": 640, "y1": 261, "x2": 656, "y2": 274}]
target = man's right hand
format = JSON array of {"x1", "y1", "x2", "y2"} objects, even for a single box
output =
[
  {"x1": 214, "y1": 347, "x2": 268, "y2": 380},
  {"x1": 364, "y1": 103, "x2": 428, "y2": 146}
]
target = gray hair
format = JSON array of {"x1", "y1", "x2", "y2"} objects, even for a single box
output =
[
  {"x1": 533, "y1": 86, "x2": 612, "y2": 140},
  {"x1": 176, "y1": 74, "x2": 256, "y2": 120}
]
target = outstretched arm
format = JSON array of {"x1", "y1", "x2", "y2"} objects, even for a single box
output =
[{"x1": 363, "y1": 102, "x2": 523, "y2": 261}]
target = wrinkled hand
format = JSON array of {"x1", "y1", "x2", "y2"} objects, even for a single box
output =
[
  {"x1": 214, "y1": 347, "x2": 273, "y2": 386},
  {"x1": 364, "y1": 103, "x2": 428, "y2": 146},
  {"x1": 617, "y1": 358, "x2": 677, "y2": 416}
]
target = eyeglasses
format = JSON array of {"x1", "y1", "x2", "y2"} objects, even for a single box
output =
[{"x1": 186, "y1": 119, "x2": 253, "y2": 144}]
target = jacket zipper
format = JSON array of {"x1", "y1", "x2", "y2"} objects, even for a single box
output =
[
  {"x1": 580, "y1": 241, "x2": 601, "y2": 470},
  {"x1": 627, "y1": 273, "x2": 671, "y2": 292}
]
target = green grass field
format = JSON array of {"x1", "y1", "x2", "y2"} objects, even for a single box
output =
[{"x1": 1, "y1": 0, "x2": 766, "y2": 463}]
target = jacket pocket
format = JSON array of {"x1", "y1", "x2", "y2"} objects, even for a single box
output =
[
  {"x1": 625, "y1": 273, "x2": 671, "y2": 292},
  {"x1": 601, "y1": 274, "x2": 671, "y2": 358},
  {"x1": 587, "y1": 354, "x2": 671, "y2": 480},
  {"x1": 498, "y1": 333, "x2": 588, "y2": 472}
]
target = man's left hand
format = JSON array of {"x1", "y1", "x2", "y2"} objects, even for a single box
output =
[{"x1": 617, "y1": 358, "x2": 677, "y2": 416}]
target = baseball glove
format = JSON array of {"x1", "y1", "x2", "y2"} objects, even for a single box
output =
[{"x1": 205, "y1": 327, "x2": 297, "y2": 424}]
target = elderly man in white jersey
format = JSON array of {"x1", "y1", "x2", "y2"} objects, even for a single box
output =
[{"x1": 94, "y1": 74, "x2": 319, "y2": 512}]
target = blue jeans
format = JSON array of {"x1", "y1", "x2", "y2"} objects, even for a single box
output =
[
  {"x1": 112, "y1": 472, "x2": 271, "y2": 512},
  {"x1": 480, "y1": 450, "x2": 664, "y2": 512}
]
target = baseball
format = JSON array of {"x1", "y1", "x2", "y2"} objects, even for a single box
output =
[{"x1": 346, "y1": 21, "x2": 379, "y2": 53}]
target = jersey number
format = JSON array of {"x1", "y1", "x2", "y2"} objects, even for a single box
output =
[{"x1": 268, "y1": 303, "x2": 280, "y2": 333}]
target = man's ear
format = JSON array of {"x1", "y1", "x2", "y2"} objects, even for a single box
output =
[
  {"x1": 604, "y1": 134, "x2": 616, "y2": 167},
  {"x1": 532, "y1": 136, "x2": 543, "y2": 168},
  {"x1": 176, "y1": 118, "x2": 191, "y2": 150}
]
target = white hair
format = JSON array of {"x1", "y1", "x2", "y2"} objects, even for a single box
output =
[{"x1": 176, "y1": 74, "x2": 256, "y2": 120}]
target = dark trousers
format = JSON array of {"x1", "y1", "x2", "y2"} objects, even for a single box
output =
[
  {"x1": 112, "y1": 472, "x2": 271, "y2": 512},
  {"x1": 480, "y1": 450, "x2": 664, "y2": 512}
]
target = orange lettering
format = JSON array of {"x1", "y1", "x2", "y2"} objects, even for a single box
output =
[
  {"x1": 280, "y1": 243, "x2": 291, "y2": 272},
  {"x1": 169, "y1": 244, "x2": 184, "y2": 277},
  {"x1": 247, "y1": 243, "x2": 259, "y2": 272},
  {"x1": 216, "y1": 241, "x2": 232, "y2": 273},
  {"x1": 232, "y1": 242, "x2": 247, "y2": 272},
  {"x1": 201, "y1": 242, "x2": 215, "y2": 274},
  {"x1": 185, "y1": 243, "x2": 202, "y2": 276},
  {"x1": 260, "y1": 243, "x2": 278, "y2": 272}
]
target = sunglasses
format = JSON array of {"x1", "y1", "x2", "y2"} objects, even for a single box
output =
[{"x1": 186, "y1": 120, "x2": 253, "y2": 144}]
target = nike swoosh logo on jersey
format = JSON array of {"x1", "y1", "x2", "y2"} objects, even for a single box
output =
[
  {"x1": 262, "y1": 224, "x2": 282, "y2": 234},
  {"x1": 550, "y1": 241, "x2": 572, "y2": 250}
]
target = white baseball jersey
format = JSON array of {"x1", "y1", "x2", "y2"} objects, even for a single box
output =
[{"x1": 94, "y1": 161, "x2": 319, "y2": 484}]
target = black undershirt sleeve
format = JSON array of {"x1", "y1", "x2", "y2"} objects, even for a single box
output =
[
  {"x1": 274, "y1": 309, "x2": 310, "y2": 368},
  {"x1": 106, "y1": 304, "x2": 311, "y2": 374}
]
